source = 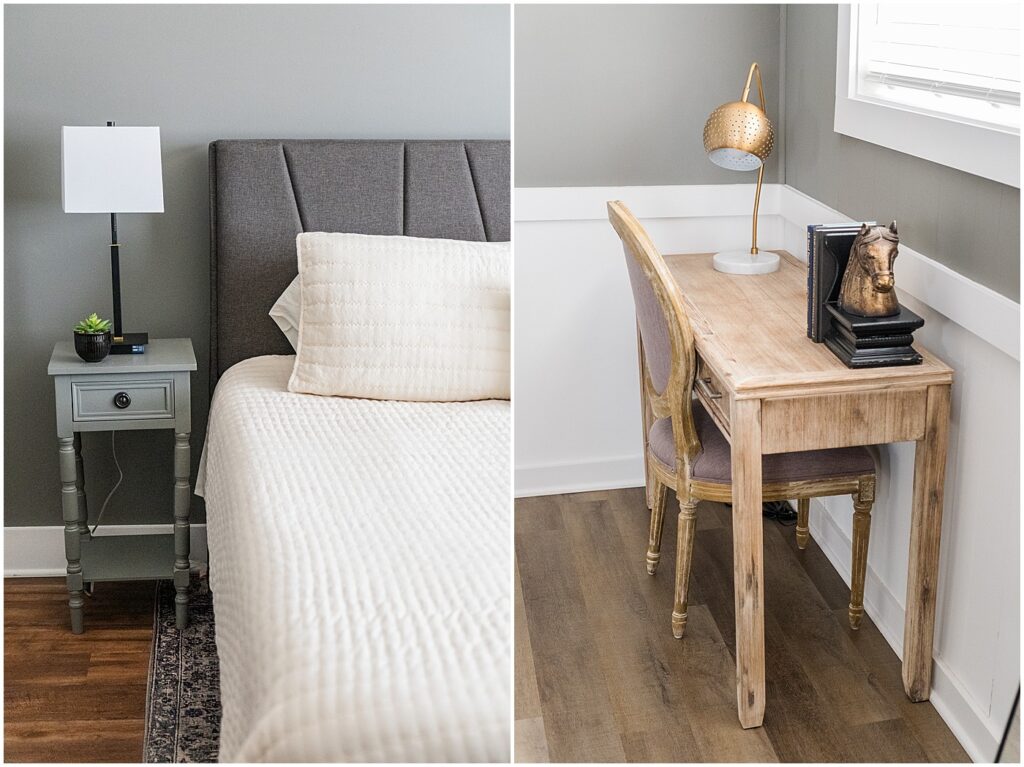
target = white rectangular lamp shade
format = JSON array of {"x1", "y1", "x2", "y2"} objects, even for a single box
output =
[{"x1": 61, "y1": 126, "x2": 164, "y2": 213}]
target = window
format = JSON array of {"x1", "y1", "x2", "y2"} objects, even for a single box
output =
[
  {"x1": 835, "y1": 4, "x2": 1020, "y2": 187},
  {"x1": 856, "y1": 4, "x2": 1019, "y2": 131}
]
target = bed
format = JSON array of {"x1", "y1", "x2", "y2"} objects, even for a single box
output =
[{"x1": 196, "y1": 140, "x2": 511, "y2": 762}]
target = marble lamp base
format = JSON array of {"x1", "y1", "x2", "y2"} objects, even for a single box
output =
[{"x1": 712, "y1": 249, "x2": 780, "y2": 275}]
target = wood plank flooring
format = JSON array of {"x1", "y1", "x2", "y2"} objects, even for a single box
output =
[
  {"x1": 4, "y1": 578, "x2": 156, "y2": 763},
  {"x1": 514, "y1": 489, "x2": 969, "y2": 763}
]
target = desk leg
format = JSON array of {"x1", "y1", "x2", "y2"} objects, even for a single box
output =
[
  {"x1": 173, "y1": 432, "x2": 191, "y2": 629},
  {"x1": 732, "y1": 398, "x2": 765, "y2": 728},
  {"x1": 903, "y1": 384, "x2": 951, "y2": 701},
  {"x1": 59, "y1": 436, "x2": 84, "y2": 634}
]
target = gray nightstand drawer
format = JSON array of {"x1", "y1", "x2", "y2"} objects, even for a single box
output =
[{"x1": 72, "y1": 378, "x2": 175, "y2": 422}]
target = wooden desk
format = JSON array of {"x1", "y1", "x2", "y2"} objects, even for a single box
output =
[{"x1": 665, "y1": 250, "x2": 953, "y2": 729}]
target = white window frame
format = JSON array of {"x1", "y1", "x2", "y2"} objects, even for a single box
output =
[{"x1": 835, "y1": 4, "x2": 1020, "y2": 188}]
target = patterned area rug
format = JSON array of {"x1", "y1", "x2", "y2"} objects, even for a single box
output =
[{"x1": 144, "y1": 580, "x2": 221, "y2": 763}]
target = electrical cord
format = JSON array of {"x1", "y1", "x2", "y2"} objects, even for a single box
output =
[
  {"x1": 90, "y1": 431, "x2": 123, "y2": 536},
  {"x1": 763, "y1": 500, "x2": 799, "y2": 526},
  {"x1": 723, "y1": 501, "x2": 799, "y2": 525}
]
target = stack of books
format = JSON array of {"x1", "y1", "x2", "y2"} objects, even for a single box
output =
[
  {"x1": 824, "y1": 303, "x2": 924, "y2": 367},
  {"x1": 806, "y1": 222, "x2": 923, "y2": 368}
]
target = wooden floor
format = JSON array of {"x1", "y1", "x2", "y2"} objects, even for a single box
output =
[
  {"x1": 4, "y1": 578, "x2": 156, "y2": 763},
  {"x1": 515, "y1": 489, "x2": 970, "y2": 763}
]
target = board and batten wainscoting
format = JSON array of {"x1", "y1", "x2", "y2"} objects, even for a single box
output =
[{"x1": 514, "y1": 183, "x2": 1019, "y2": 762}]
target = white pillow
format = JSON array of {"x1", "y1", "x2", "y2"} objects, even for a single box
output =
[
  {"x1": 269, "y1": 276, "x2": 300, "y2": 350},
  {"x1": 287, "y1": 232, "x2": 510, "y2": 402}
]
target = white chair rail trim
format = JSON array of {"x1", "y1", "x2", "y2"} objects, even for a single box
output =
[{"x1": 515, "y1": 184, "x2": 1020, "y2": 360}]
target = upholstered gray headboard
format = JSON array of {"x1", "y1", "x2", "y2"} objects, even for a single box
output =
[{"x1": 208, "y1": 139, "x2": 510, "y2": 382}]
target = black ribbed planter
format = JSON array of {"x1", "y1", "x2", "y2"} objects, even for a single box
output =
[{"x1": 74, "y1": 331, "x2": 112, "y2": 362}]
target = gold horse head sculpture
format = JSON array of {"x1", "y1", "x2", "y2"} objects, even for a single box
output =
[{"x1": 838, "y1": 221, "x2": 900, "y2": 318}]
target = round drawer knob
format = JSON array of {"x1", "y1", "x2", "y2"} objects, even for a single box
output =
[{"x1": 113, "y1": 392, "x2": 132, "y2": 409}]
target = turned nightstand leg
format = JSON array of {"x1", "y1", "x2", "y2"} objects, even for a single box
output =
[
  {"x1": 59, "y1": 436, "x2": 84, "y2": 634},
  {"x1": 173, "y1": 432, "x2": 191, "y2": 629},
  {"x1": 73, "y1": 433, "x2": 89, "y2": 535}
]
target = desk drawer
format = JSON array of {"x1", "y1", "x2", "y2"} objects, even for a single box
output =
[
  {"x1": 72, "y1": 379, "x2": 175, "y2": 422},
  {"x1": 695, "y1": 357, "x2": 731, "y2": 429},
  {"x1": 761, "y1": 387, "x2": 926, "y2": 454}
]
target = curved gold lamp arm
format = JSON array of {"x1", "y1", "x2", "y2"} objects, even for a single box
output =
[
  {"x1": 741, "y1": 61, "x2": 768, "y2": 115},
  {"x1": 749, "y1": 165, "x2": 765, "y2": 255},
  {"x1": 741, "y1": 62, "x2": 767, "y2": 255}
]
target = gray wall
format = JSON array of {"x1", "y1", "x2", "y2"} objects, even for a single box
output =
[
  {"x1": 4, "y1": 4, "x2": 510, "y2": 527},
  {"x1": 514, "y1": 4, "x2": 783, "y2": 187},
  {"x1": 785, "y1": 5, "x2": 1019, "y2": 301},
  {"x1": 514, "y1": 4, "x2": 1018, "y2": 301}
]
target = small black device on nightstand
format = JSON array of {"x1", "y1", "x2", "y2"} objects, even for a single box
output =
[{"x1": 110, "y1": 334, "x2": 148, "y2": 354}]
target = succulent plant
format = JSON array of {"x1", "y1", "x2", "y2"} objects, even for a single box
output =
[{"x1": 74, "y1": 313, "x2": 112, "y2": 334}]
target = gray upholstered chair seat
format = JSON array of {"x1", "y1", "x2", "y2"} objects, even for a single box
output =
[{"x1": 649, "y1": 401, "x2": 874, "y2": 483}]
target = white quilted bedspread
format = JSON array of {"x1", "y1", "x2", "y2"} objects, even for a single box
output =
[{"x1": 196, "y1": 356, "x2": 510, "y2": 762}]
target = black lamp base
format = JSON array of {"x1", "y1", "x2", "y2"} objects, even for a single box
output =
[
  {"x1": 110, "y1": 332, "x2": 148, "y2": 355},
  {"x1": 105, "y1": 185, "x2": 146, "y2": 356}
]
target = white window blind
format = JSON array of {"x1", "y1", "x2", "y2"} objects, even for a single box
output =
[{"x1": 854, "y1": 3, "x2": 1020, "y2": 132}]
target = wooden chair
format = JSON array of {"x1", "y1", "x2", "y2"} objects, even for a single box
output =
[{"x1": 608, "y1": 200, "x2": 877, "y2": 639}]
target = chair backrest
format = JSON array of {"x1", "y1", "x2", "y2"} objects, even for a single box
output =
[{"x1": 607, "y1": 200, "x2": 700, "y2": 465}]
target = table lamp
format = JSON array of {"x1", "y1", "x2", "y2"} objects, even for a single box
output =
[
  {"x1": 62, "y1": 122, "x2": 164, "y2": 353},
  {"x1": 702, "y1": 62, "x2": 778, "y2": 275}
]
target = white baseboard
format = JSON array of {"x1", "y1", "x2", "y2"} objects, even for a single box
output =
[
  {"x1": 808, "y1": 501, "x2": 997, "y2": 762},
  {"x1": 4, "y1": 524, "x2": 208, "y2": 577},
  {"x1": 515, "y1": 456, "x2": 644, "y2": 498}
]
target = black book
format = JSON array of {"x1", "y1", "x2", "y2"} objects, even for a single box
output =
[
  {"x1": 807, "y1": 223, "x2": 873, "y2": 342},
  {"x1": 806, "y1": 224, "x2": 815, "y2": 340},
  {"x1": 824, "y1": 331, "x2": 923, "y2": 368},
  {"x1": 834, "y1": 324, "x2": 915, "y2": 349},
  {"x1": 825, "y1": 303, "x2": 925, "y2": 336}
]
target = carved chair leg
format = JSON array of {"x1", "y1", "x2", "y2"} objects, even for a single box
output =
[
  {"x1": 672, "y1": 496, "x2": 698, "y2": 639},
  {"x1": 646, "y1": 481, "x2": 668, "y2": 575},
  {"x1": 796, "y1": 498, "x2": 810, "y2": 550},
  {"x1": 849, "y1": 478, "x2": 875, "y2": 630}
]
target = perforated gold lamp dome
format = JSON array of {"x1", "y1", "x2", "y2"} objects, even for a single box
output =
[{"x1": 703, "y1": 62, "x2": 779, "y2": 274}]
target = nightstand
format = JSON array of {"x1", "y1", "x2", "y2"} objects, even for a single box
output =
[{"x1": 47, "y1": 338, "x2": 197, "y2": 634}]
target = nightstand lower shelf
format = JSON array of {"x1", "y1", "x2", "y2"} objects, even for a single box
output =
[{"x1": 81, "y1": 534, "x2": 176, "y2": 581}]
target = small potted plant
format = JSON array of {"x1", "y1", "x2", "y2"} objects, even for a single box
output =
[{"x1": 73, "y1": 313, "x2": 113, "y2": 362}]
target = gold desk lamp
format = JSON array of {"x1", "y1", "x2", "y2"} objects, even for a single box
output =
[{"x1": 703, "y1": 62, "x2": 779, "y2": 274}]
